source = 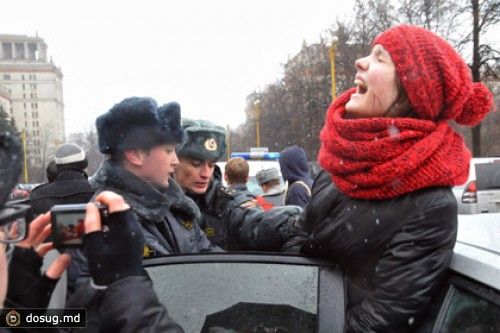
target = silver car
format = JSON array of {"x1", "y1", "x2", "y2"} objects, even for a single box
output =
[{"x1": 453, "y1": 157, "x2": 500, "y2": 214}]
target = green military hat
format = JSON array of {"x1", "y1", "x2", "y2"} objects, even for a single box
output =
[{"x1": 177, "y1": 118, "x2": 226, "y2": 161}]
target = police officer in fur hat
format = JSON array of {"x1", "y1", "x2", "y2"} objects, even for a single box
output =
[
  {"x1": 174, "y1": 119, "x2": 302, "y2": 251},
  {"x1": 91, "y1": 97, "x2": 220, "y2": 258}
]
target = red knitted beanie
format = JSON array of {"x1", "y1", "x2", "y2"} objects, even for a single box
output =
[{"x1": 374, "y1": 25, "x2": 493, "y2": 125}]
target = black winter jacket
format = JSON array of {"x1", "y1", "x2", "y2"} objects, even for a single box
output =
[
  {"x1": 30, "y1": 169, "x2": 94, "y2": 217},
  {"x1": 283, "y1": 170, "x2": 457, "y2": 332},
  {"x1": 188, "y1": 165, "x2": 302, "y2": 252},
  {"x1": 29, "y1": 168, "x2": 95, "y2": 294},
  {"x1": 62, "y1": 276, "x2": 184, "y2": 333}
]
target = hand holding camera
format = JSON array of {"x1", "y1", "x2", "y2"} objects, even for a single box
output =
[
  {"x1": 7, "y1": 212, "x2": 72, "y2": 308},
  {"x1": 83, "y1": 191, "x2": 145, "y2": 287}
]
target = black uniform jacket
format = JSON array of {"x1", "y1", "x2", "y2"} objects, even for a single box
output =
[
  {"x1": 283, "y1": 170, "x2": 458, "y2": 333},
  {"x1": 189, "y1": 165, "x2": 302, "y2": 251},
  {"x1": 91, "y1": 160, "x2": 220, "y2": 256}
]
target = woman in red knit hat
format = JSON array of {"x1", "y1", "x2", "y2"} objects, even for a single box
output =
[{"x1": 283, "y1": 25, "x2": 493, "y2": 332}]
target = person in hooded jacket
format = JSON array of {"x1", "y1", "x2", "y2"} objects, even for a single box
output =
[
  {"x1": 283, "y1": 25, "x2": 494, "y2": 333},
  {"x1": 174, "y1": 119, "x2": 302, "y2": 252},
  {"x1": 279, "y1": 146, "x2": 313, "y2": 209}
]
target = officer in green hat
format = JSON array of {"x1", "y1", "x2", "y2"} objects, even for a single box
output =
[{"x1": 174, "y1": 118, "x2": 302, "y2": 251}]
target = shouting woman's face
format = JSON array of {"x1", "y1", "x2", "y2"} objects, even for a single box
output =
[{"x1": 345, "y1": 44, "x2": 401, "y2": 118}]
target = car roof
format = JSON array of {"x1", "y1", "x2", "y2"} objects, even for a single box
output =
[{"x1": 451, "y1": 213, "x2": 500, "y2": 290}]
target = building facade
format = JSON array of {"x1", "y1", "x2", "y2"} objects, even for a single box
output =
[{"x1": 0, "y1": 33, "x2": 64, "y2": 168}]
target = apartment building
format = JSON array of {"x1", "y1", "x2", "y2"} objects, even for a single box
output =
[{"x1": 0, "y1": 33, "x2": 64, "y2": 165}]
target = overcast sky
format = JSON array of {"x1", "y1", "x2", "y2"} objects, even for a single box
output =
[{"x1": 1, "y1": 0, "x2": 356, "y2": 135}]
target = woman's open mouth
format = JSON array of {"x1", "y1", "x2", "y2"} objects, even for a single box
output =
[{"x1": 354, "y1": 79, "x2": 367, "y2": 94}]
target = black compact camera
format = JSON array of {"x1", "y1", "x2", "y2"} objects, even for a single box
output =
[{"x1": 50, "y1": 203, "x2": 108, "y2": 248}]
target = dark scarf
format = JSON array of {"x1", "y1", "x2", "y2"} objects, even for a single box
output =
[{"x1": 318, "y1": 89, "x2": 470, "y2": 200}]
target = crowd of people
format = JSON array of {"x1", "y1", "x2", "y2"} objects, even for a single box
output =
[{"x1": 0, "y1": 24, "x2": 494, "y2": 332}]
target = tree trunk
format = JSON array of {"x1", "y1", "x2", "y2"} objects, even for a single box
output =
[{"x1": 470, "y1": 0, "x2": 481, "y2": 156}]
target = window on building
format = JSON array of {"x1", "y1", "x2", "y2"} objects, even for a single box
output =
[
  {"x1": 31, "y1": 83, "x2": 37, "y2": 90},
  {"x1": 15, "y1": 43, "x2": 25, "y2": 59},
  {"x1": 3, "y1": 74, "x2": 11, "y2": 80},
  {"x1": 22, "y1": 84, "x2": 26, "y2": 90},
  {"x1": 2, "y1": 43, "x2": 13, "y2": 59},
  {"x1": 28, "y1": 43, "x2": 37, "y2": 60}
]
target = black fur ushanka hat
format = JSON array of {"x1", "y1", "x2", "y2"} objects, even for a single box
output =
[{"x1": 96, "y1": 97, "x2": 185, "y2": 154}]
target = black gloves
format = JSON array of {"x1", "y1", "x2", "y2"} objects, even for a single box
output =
[
  {"x1": 6, "y1": 246, "x2": 59, "y2": 308},
  {"x1": 84, "y1": 209, "x2": 144, "y2": 286}
]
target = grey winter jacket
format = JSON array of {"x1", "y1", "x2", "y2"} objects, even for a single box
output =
[{"x1": 90, "y1": 160, "x2": 221, "y2": 256}]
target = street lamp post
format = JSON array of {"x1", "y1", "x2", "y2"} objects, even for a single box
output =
[
  {"x1": 21, "y1": 128, "x2": 29, "y2": 182},
  {"x1": 328, "y1": 36, "x2": 339, "y2": 101},
  {"x1": 254, "y1": 99, "x2": 261, "y2": 147}
]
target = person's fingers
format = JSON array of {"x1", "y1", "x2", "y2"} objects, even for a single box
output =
[
  {"x1": 45, "y1": 253, "x2": 72, "y2": 280},
  {"x1": 94, "y1": 191, "x2": 130, "y2": 213},
  {"x1": 16, "y1": 213, "x2": 51, "y2": 249},
  {"x1": 31, "y1": 224, "x2": 52, "y2": 248},
  {"x1": 36, "y1": 242, "x2": 54, "y2": 257},
  {"x1": 84, "y1": 202, "x2": 101, "y2": 234}
]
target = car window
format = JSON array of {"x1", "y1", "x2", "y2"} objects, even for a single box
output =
[
  {"x1": 147, "y1": 262, "x2": 318, "y2": 333},
  {"x1": 475, "y1": 163, "x2": 500, "y2": 190},
  {"x1": 440, "y1": 287, "x2": 500, "y2": 333},
  {"x1": 144, "y1": 254, "x2": 345, "y2": 333}
]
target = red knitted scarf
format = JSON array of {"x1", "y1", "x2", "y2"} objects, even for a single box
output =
[{"x1": 318, "y1": 89, "x2": 471, "y2": 200}]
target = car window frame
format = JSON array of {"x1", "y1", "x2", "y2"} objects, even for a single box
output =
[
  {"x1": 417, "y1": 270, "x2": 500, "y2": 333},
  {"x1": 143, "y1": 252, "x2": 345, "y2": 333}
]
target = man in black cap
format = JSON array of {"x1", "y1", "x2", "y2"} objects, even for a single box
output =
[
  {"x1": 30, "y1": 143, "x2": 94, "y2": 217},
  {"x1": 91, "y1": 97, "x2": 220, "y2": 258},
  {"x1": 29, "y1": 143, "x2": 95, "y2": 295},
  {"x1": 174, "y1": 119, "x2": 302, "y2": 252}
]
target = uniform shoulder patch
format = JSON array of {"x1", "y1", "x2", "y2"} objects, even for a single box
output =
[{"x1": 238, "y1": 200, "x2": 259, "y2": 209}]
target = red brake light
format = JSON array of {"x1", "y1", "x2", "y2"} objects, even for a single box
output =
[{"x1": 467, "y1": 181, "x2": 477, "y2": 192}]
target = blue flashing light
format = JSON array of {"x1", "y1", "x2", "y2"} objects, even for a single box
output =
[{"x1": 231, "y1": 152, "x2": 280, "y2": 160}]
